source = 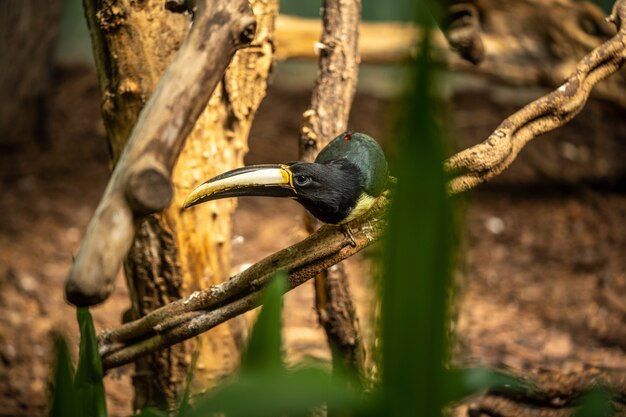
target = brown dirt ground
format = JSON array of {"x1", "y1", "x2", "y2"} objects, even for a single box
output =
[{"x1": 0, "y1": 65, "x2": 625, "y2": 416}]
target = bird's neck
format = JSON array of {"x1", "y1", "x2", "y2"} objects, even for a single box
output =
[{"x1": 298, "y1": 161, "x2": 363, "y2": 224}]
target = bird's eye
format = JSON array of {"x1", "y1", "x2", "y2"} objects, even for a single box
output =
[{"x1": 294, "y1": 175, "x2": 312, "y2": 186}]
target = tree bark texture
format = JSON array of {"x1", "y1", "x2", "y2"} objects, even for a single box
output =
[
  {"x1": 299, "y1": 0, "x2": 366, "y2": 384},
  {"x1": 67, "y1": 0, "x2": 258, "y2": 306},
  {"x1": 82, "y1": 0, "x2": 277, "y2": 410},
  {"x1": 0, "y1": 0, "x2": 62, "y2": 146}
]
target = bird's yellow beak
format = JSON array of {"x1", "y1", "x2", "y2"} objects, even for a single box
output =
[{"x1": 182, "y1": 164, "x2": 296, "y2": 209}]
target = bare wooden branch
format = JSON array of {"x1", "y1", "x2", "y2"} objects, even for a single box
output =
[
  {"x1": 99, "y1": 193, "x2": 391, "y2": 370},
  {"x1": 299, "y1": 0, "x2": 360, "y2": 159},
  {"x1": 98, "y1": 0, "x2": 626, "y2": 370},
  {"x1": 65, "y1": 0, "x2": 257, "y2": 306},
  {"x1": 444, "y1": 0, "x2": 626, "y2": 193},
  {"x1": 298, "y1": 0, "x2": 366, "y2": 383}
]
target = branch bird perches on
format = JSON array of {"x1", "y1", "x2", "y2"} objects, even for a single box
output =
[
  {"x1": 97, "y1": 0, "x2": 626, "y2": 368},
  {"x1": 98, "y1": 191, "x2": 391, "y2": 368}
]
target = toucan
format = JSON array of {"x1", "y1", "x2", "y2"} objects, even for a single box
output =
[{"x1": 182, "y1": 131, "x2": 388, "y2": 225}]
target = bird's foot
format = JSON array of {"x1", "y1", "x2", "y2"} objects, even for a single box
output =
[{"x1": 341, "y1": 224, "x2": 358, "y2": 248}]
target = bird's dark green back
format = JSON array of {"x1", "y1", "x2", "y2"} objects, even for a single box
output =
[{"x1": 315, "y1": 132, "x2": 388, "y2": 197}]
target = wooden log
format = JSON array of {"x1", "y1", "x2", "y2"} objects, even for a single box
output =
[{"x1": 65, "y1": 0, "x2": 257, "y2": 306}]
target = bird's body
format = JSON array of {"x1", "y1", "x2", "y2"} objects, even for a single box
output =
[{"x1": 183, "y1": 131, "x2": 388, "y2": 224}]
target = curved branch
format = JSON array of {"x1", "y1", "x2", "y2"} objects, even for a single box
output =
[
  {"x1": 469, "y1": 365, "x2": 626, "y2": 414},
  {"x1": 444, "y1": 0, "x2": 626, "y2": 193},
  {"x1": 65, "y1": 0, "x2": 257, "y2": 306}
]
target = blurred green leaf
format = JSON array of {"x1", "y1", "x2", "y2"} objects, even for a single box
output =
[
  {"x1": 177, "y1": 347, "x2": 200, "y2": 416},
  {"x1": 381, "y1": 15, "x2": 454, "y2": 417},
  {"x1": 74, "y1": 307, "x2": 107, "y2": 417},
  {"x1": 239, "y1": 272, "x2": 286, "y2": 374},
  {"x1": 181, "y1": 273, "x2": 359, "y2": 416},
  {"x1": 50, "y1": 335, "x2": 79, "y2": 417},
  {"x1": 573, "y1": 388, "x2": 615, "y2": 417},
  {"x1": 443, "y1": 368, "x2": 529, "y2": 404},
  {"x1": 183, "y1": 367, "x2": 358, "y2": 417}
]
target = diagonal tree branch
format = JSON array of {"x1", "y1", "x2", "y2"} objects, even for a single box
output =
[
  {"x1": 99, "y1": 192, "x2": 391, "y2": 369},
  {"x1": 65, "y1": 0, "x2": 257, "y2": 306},
  {"x1": 98, "y1": 0, "x2": 626, "y2": 370},
  {"x1": 444, "y1": 0, "x2": 626, "y2": 193}
]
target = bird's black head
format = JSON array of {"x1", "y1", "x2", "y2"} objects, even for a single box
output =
[
  {"x1": 289, "y1": 159, "x2": 363, "y2": 224},
  {"x1": 182, "y1": 131, "x2": 388, "y2": 224}
]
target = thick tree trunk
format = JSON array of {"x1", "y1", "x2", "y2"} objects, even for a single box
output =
[
  {"x1": 299, "y1": 0, "x2": 366, "y2": 386},
  {"x1": 0, "y1": 0, "x2": 61, "y2": 146},
  {"x1": 82, "y1": 0, "x2": 277, "y2": 410}
]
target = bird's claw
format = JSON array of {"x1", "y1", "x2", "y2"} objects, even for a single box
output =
[{"x1": 342, "y1": 224, "x2": 358, "y2": 248}]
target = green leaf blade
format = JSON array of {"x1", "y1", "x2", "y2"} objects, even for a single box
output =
[
  {"x1": 50, "y1": 335, "x2": 78, "y2": 417},
  {"x1": 443, "y1": 368, "x2": 529, "y2": 404},
  {"x1": 184, "y1": 368, "x2": 358, "y2": 417},
  {"x1": 573, "y1": 388, "x2": 615, "y2": 417},
  {"x1": 74, "y1": 307, "x2": 107, "y2": 417},
  {"x1": 239, "y1": 272, "x2": 287, "y2": 375},
  {"x1": 381, "y1": 23, "x2": 455, "y2": 417}
]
